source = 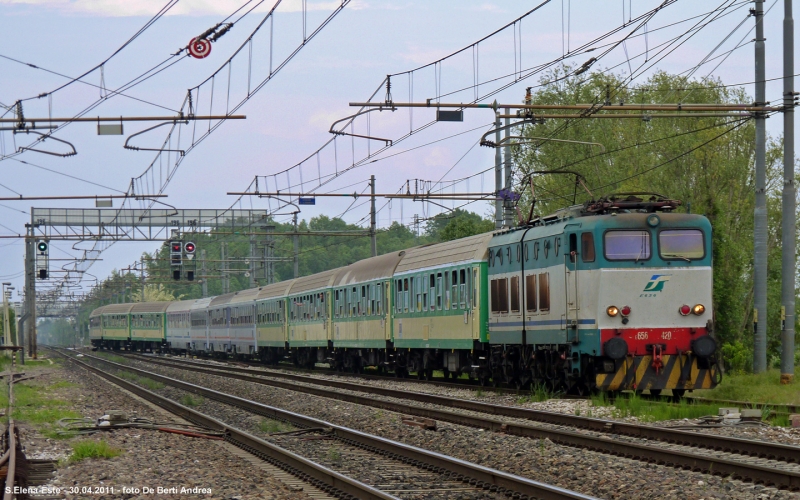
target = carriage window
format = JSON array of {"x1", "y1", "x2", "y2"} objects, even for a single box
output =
[
  {"x1": 555, "y1": 237, "x2": 561, "y2": 256},
  {"x1": 581, "y1": 233, "x2": 595, "y2": 262},
  {"x1": 451, "y1": 270, "x2": 458, "y2": 309},
  {"x1": 403, "y1": 278, "x2": 410, "y2": 313},
  {"x1": 488, "y1": 249, "x2": 493, "y2": 267},
  {"x1": 526, "y1": 275, "x2": 537, "y2": 312},
  {"x1": 524, "y1": 243, "x2": 529, "y2": 262},
  {"x1": 510, "y1": 276, "x2": 520, "y2": 313},
  {"x1": 605, "y1": 230, "x2": 651, "y2": 260},
  {"x1": 396, "y1": 280, "x2": 403, "y2": 313},
  {"x1": 659, "y1": 229, "x2": 705, "y2": 260},
  {"x1": 534, "y1": 241, "x2": 539, "y2": 260},
  {"x1": 538, "y1": 273, "x2": 550, "y2": 311},
  {"x1": 459, "y1": 269, "x2": 467, "y2": 309},
  {"x1": 436, "y1": 273, "x2": 443, "y2": 310},
  {"x1": 444, "y1": 272, "x2": 451, "y2": 310},
  {"x1": 415, "y1": 276, "x2": 422, "y2": 312},
  {"x1": 516, "y1": 245, "x2": 521, "y2": 263}
]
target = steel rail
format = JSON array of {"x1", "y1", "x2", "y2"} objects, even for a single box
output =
[
  {"x1": 65, "y1": 350, "x2": 596, "y2": 500},
  {"x1": 129, "y1": 354, "x2": 800, "y2": 464},
  {"x1": 112, "y1": 353, "x2": 800, "y2": 490},
  {"x1": 49, "y1": 349, "x2": 398, "y2": 500}
]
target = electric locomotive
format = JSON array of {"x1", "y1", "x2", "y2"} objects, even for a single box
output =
[{"x1": 485, "y1": 195, "x2": 720, "y2": 395}]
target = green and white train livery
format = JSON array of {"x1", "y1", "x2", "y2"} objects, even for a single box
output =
[{"x1": 90, "y1": 197, "x2": 720, "y2": 393}]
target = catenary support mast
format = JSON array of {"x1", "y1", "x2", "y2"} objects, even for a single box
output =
[{"x1": 780, "y1": 0, "x2": 796, "y2": 383}]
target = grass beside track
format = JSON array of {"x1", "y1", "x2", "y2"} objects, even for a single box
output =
[
  {"x1": 69, "y1": 440, "x2": 122, "y2": 462},
  {"x1": 693, "y1": 369, "x2": 800, "y2": 406}
]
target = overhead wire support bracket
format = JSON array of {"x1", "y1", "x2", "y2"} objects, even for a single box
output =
[
  {"x1": 328, "y1": 107, "x2": 394, "y2": 146},
  {"x1": 124, "y1": 121, "x2": 189, "y2": 156},
  {"x1": 15, "y1": 131, "x2": 77, "y2": 158}
]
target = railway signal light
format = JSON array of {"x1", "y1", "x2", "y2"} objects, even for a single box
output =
[
  {"x1": 35, "y1": 239, "x2": 49, "y2": 279},
  {"x1": 184, "y1": 242, "x2": 196, "y2": 260},
  {"x1": 170, "y1": 241, "x2": 182, "y2": 266}
]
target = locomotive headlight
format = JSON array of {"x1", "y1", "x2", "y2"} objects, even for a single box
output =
[
  {"x1": 692, "y1": 304, "x2": 705, "y2": 315},
  {"x1": 679, "y1": 304, "x2": 691, "y2": 316},
  {"x1": 607, "y1": 306, "x2": 619, "y2": 317}
]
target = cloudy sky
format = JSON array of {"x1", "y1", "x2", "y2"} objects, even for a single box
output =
[{"x1": 0, "y1": 0, "x2": 793, "y2": 304}]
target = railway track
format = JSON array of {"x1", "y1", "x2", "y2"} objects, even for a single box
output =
[
  {"x1": 113, "y1": 350, "x2": 800, "y2": 490},
  {"x1": 52, "y1": 348, "x2": 596, "y2": 500}
]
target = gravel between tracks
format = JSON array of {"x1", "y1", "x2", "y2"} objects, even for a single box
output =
[
  {"x1": 118, "y1": 356, "x2": 800, "y2": 500},
  {"x1": 23, "y1": 359, "x2": 310, "y2": 500}
]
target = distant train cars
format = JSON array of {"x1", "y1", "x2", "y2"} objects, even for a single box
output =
[{"x1": 90, "y1": 196, "x2": 721, "y2": 394}]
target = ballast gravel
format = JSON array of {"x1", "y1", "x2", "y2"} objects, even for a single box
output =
[
  {"x1": 117, "y1": 355, "x2": 800, "y2": 500},
  {"x1": 22, "y1": 359, "x2": 311, "y2": 500}
]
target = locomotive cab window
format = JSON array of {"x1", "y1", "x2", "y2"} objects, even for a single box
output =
[
  {"x1": 604, "y1": 230, "x2": 651, "y2": 260},
  {"x1": 659, "y1": 229, "x2": 705, "y2": 260}
]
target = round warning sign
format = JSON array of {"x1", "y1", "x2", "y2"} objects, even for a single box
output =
[{"x1": 188, "y1": 38, "x2": 212, "y2": 59}]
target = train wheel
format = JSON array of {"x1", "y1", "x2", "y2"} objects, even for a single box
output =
[
  {"x1": 649, "y1": 389, "x2": 662, "y2": 397},
  {"x1": 425, "y1": 368, "x2": 433, "y2": 381},
  {"x1": 671, "y1": 389, "x2": 686, "y2": 401}
]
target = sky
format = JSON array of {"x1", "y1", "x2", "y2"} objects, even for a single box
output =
[{"x1": 0, "y1": 0, "x2": 795, "y2": 308}]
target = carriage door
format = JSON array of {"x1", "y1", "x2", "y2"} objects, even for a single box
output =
[{"x1": 564, "y1": 232, "x2": 580, "y2": 343}]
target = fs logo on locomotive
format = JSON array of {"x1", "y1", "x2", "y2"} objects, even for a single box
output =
[{"x1": 641, "y1": 274, "x2": 671, "y2": 297}]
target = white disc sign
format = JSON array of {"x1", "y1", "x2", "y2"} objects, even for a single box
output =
[{"x1": 189, "y1": 38, "x2": 212, "y2": 59}]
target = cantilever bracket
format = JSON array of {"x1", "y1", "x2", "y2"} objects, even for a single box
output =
[
  {"x1": 496, "y1": 135, "x2": 606, "y2": 152},
  {"x1": 328, "y1": 107, "x2": 394, "y2": 146},
  {"x1": 15, "y1": 130, "x2": 77, "y2": 157},
  {"x1": 124, "y1": 121, "x2": 189, "y2": 156}
]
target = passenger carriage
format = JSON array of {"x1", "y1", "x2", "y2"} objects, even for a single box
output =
[
  {"x1": 287, "y1": 268, "x2": 341, "y2": 368},
  {"x1": 207, "y1": 292, "x2": 236, "y2": 356},
  {"x1": 189, "y1": 296, "x2": 214, "y2": 353},
  {"x1": 129, "y1": 302, "x2": 169, "y2": 352},
  {"x1": 330, "y1": 251, "x2": 401, "y2": 372},
  {"x1": 391, "y1": 233, "x2": 491, "y2": 379},
  {"x1": 166, "y1": 299, "x2": 195, "y2": 354},
  {"x1": 99, "y1": 303, "x2": 134, "y2": 350},
  {"x1": 89, "y1": 305, "x2": 107, "y2": 348},
  {"x1": 229, "y1": 288, "x2": 260, "y2": 356},
  {"x1": 255, "y1": 280, "x2": 294, "y2": 363}
]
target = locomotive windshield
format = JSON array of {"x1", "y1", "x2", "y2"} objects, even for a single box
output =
[
  {"x1": 659, "y1": 229, "x2": 705, "y2": 260},
  {"x1": 604, "y1": 230, "x2": 651, "y2": 260}
]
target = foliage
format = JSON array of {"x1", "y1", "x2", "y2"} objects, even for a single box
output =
[
  {"x1": 514, "y1": 67, "x2": 797, "y2": 369},
  {"x1": 0, "y1": 308, "x2": 15, "y2": 345},
  {"x1": 69, "y1": 440, "x2": 122, "y2": 462},
  {"x1": 590, "y1": 392, "x2": 720, "y2": 421},
  {"x1": 38, "y1": 318, "x2": 82, "y2": 347},
  {"x1": 694, "y1": 369, "x2": 800, "y2": 405},
  {"x1": 130, "y1": 284, "x2": 184, "y2": 303}
]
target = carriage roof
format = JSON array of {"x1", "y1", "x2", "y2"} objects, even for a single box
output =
[
  {"x1": 256, "y1": 280, "x2": 295, "y2": 300},
  {"x1": 394, "y1": 232, "x2": 493, "y2": 274},
  {"x1": 334, "y1": 251, "x2": 405, "y2": 286}
]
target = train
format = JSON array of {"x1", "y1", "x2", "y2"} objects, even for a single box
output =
[{"x1": 89, "y1": 195, "x2": 721, "y2": 395}]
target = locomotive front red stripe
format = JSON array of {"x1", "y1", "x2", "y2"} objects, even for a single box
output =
[{"x1": 600, "y1": 327, "x2": 708, "y2": 356}]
